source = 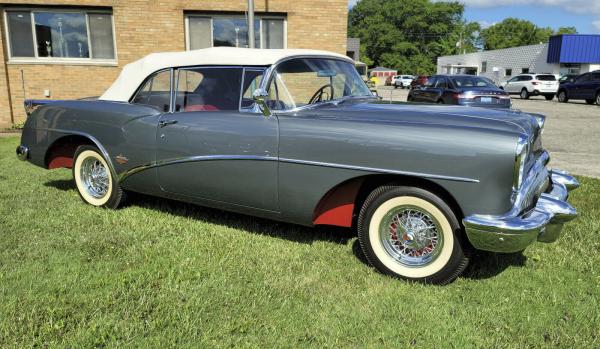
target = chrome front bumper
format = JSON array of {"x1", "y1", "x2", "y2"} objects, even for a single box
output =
[{"x1": 463, "y1": 169, "x2": 579, "y2": 253}]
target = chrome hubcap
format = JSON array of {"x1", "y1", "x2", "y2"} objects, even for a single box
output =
[
  {"x1": 379, "y1": 205, "x2": 443, "y2": 266},
  {"x1": 80, "y1": 157, "x2": 109, "y2": 198}
]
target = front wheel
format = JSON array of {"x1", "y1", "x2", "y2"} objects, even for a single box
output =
[
  {"x1": 73, "y1": 145, "x2": 125, "y2": 209},
  {"x1": 558, "y1": 90, "x2": 569, "y2": 103},
  {"x1": 520, "y1": 89, "x2": 530, "y2": 100},
  {"x1": 596, "y1": 92, "x2": 600, "y2": 105},
  {"x1": 357, "y1": 186, "x2": 469, "y2": 285}
]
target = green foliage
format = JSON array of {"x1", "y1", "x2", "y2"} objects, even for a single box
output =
[
  {"x1": 480, "y1": 18, "x2": 578, "y2": 50},
  {"x1": 349, "y1": 0, "x2": 476, "y2": 74},
  {"x1": 0, "y1": 135, "x2": 599, "y2": 347},
  {"x1": 9, "y1": 121, "x2": 25, "y2": 130}
]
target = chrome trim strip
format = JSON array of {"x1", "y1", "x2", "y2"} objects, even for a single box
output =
[
  {"x1": 118, "y1": 154, "x2": 479, "y2": 184},
  {"x1": 278, "y1": 158, "x2": 480, "y2": 183},
  {"x1": 118, "y1": 155, "x2": 278, "y2": 182}
]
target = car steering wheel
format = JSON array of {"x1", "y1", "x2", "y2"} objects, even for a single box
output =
[{"x1": 309, "y1": 84, "x2": 334, "y2": 104}]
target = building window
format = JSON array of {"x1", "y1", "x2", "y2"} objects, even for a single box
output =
[
  {"x1": 4, "y1": 9, "x2": 116, "y2": 62},
  {"x1": 186, "y1": 14, "x2": 286, "y2": 50},
  {"x1": 481, "y1": 61, "x2": 487, "y2": 73},
  {"x1": 505, "y1": 68, "x2": 512, "y2": 77},
  {"x1": 522, "y1": 68, "x2": 530, "y2": 74},
  {"x1": 560, "y1": 63, "x2": 581, "y2": 75}
]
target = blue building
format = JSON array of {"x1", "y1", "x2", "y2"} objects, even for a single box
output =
[{"x1": 437, "y1": 34, "x2": 600, "y2": 81}]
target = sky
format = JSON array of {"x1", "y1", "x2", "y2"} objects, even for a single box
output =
[{"x1": 348, "y1": 0, "x2": 600, "y2": 34}]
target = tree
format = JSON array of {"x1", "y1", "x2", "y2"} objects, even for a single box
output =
[
  {"x1": 480, "y1": 19, "x2": 578, "y2": 50},
  {"x1": 348, "y1": 0, "x2": 475, "y2": 74}
]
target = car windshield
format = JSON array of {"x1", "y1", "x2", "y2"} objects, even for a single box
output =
[
  {"x1": 536, "y1": 75, "x2": 556, "y2": 81},
  {"x1": 449, "y1": 76, "x2": 496, "y2": 88},
  {"x1": 267, "y1": 58, "x2": 373, "y2": 110}
]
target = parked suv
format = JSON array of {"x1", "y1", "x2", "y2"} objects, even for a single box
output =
[
  {"x1": 393, "y1": 75, "x2": 415, "y2": 89},
  {"x1": 500, "y1": 73, "x2": 558, "y2": 100},
  {"x1": 557, "y1": 71, "x2": 600, "y2": 105}
]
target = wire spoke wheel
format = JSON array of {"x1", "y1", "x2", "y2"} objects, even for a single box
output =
[
  {"x1": 80, "y1": 157, "x2": 109, "y2": 198},
  {"x1": 379, "y1": 205, "x2": 444, "y2": 267}
]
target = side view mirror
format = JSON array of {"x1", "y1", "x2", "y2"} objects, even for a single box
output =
[{"x1": 253, "y1": 88, "x2": 271, "y2": 117}]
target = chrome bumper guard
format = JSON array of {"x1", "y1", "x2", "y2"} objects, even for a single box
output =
[
  {"x1": 16, "y1": 145, "x2": 29, "y2": 161},
  {"x1": 463, "y1": 169, "x2": 579, "y2": 253}
]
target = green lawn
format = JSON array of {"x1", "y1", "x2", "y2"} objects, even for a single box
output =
[{"x1": 1, "y1": 136, "x2": 598, "y2": 348}]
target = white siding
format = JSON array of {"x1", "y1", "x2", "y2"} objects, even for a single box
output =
[{"x1": 437, "y1": 44, "x2": 559, "y2": 84}]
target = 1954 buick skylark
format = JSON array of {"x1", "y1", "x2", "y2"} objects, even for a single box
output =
[{"x1": 17, "y1": 47, "x2": 579, "y2": 284}]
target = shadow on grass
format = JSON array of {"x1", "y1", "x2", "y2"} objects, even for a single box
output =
[
  {"x1": 43, "y1": 179, "x2": 526, "y2": 279},
  {"x1": 462, "y1": 250, "x2": 527, "y2": 280},
  {"x1": 127, "y1": 192, "x2": 357, "y2": 246},
  {"x1": 44, "y1": 179, "x2": 75, "y2": 191}
]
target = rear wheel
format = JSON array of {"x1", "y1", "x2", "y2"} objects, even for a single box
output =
[
  {"x1": 544, "y1": 94, "x2": 554, "y2": 101},
  {"x1": 558, "y1": 90, "x2": 568, "y2": 103},
  {"x1": 596, "y1": 92, "x2": 600, "y2": 105},
  {"x1": 73, "y1": 145, "x2": 125, "y2": 209},
  {"x1": 520, "y1": 89, "x2": 530, "y2": 100},
  {"x1": 357, "y1": 186, "x2": 469, "y2": 285}
]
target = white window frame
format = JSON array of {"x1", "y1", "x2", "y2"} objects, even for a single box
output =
[
  {"x1": 3, "y1": 8, "x2": 118, "y2": 65},
  {"x1": 184, "y1": 13, "x2": 287, "y2": 50}
]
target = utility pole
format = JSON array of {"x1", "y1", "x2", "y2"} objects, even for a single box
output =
[{"x1": 248, "y1": 0, "x2": 255, "y2": 48}]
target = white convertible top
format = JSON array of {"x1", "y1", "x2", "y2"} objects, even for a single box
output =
[{"x1": 99, "y1": 47, "x2": 352, "y2": 102}]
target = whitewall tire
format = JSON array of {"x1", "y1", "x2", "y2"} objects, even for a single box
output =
[
  {"x1": 73, "y1": 145, "x2": 125, "y2": 209},
  {"x1": 357, "y1": 186, "x2": 469, "y2": 285}
]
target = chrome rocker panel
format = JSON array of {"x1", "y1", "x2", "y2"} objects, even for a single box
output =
[{"x1": 463, "y1": 168, "x2": 579, "y2": 253}]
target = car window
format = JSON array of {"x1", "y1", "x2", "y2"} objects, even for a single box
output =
[
  {"x1": 591, "y1": 73, "x2": 600, "y2": 81},
  {"x1": 521, "y1": 76, "x2": 533, "y2": 81},
  {"x1": 131, "y1": 69, "x2": 172, "y2": 112},
  {"x1": 434, "y1": 78, "x2": 447, "y2": 89},
  {"x1": 576, "y1": 74, "x2": 590, "y2": 83},
  {"x1": 174, "y1": 67, "x2": 243, "y2": 112},
  {"x1": 241, "y1": 69, "x2": 265, "y2": 109},
  {"x1": 451, "y1": 76, "x2": 496, "y2": 88},
  {"x1": 536, "y1": 75, "x2": 556, "y2": 81},
  {"x1": 507, "y1": 77, "x2": 518, "y2": 83},
  {"x1": 424, "y1": 77, "x2": 437, "y2": 87}
]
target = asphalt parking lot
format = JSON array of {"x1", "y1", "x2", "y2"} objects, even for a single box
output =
[{"x1": 378, "y1": 87, "x2": 600, "y2": 178}]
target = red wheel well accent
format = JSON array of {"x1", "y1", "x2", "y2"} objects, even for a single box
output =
[
  {"x1": 45, "y1": 136, "x2": 93, "y2": 169},
  {"x1": 313, "y1": 178, "x2": 365, "y2": 227}
]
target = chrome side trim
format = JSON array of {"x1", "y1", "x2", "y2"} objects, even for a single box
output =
[
  {"x1": 118, "y1": 155, "x2": 278, "y2": 182},
  {"x1": 278, "y1": 158, "x2": 480, "y2": 183},
  {"x1": 118, "y1": 154, "x2": 480, "y2": 184}
]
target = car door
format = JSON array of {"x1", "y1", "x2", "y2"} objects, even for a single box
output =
[
  {"x1": 571, "y1": 73, "x2": 590, "y2": 99},
  {"x1": 506, "y1": 76, "x2": 521, "y2": 93},
  {"x1": 413, "y1": 77, "x2": 437, "y2": 102},
  {"x1": 155, "y1": 66, "x2": 279, "y2": 212}
]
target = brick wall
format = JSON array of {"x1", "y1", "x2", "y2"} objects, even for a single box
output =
[{"x1": 0, "y1": 0, "x2": 348, "y2": 127}]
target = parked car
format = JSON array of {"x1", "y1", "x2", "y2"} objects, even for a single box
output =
[
  {"x1": 410, "y1": 75, "x2": 429, "y2": 89},
  {"x1": 394, "y1": 75, "x2": 415, "y2": 89},
  {"x1": 17, "y1": 47, "x2": 579, "y2": 285},
  {"x1": 559, "y1": 74, "x2": 578, "y2": 85},
  {"x1": 557, "y1": 71, "x2": 600, "y2": 105},
  {"x1": 407, "y1": 75, "x2": 511, "y2": 108},
  {"x1": 500, "y1": 73, "x2": 558, "y2": 100}
]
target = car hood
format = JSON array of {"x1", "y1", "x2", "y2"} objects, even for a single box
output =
[{"x1": 305, "y1": 101, "x2": 540, "y2": 136}]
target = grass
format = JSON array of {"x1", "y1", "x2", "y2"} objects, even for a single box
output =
[{"x1": 0, "y1": 135, "x2": 598, "y2": 348}]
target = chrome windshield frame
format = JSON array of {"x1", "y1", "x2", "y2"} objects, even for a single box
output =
[{"x1": 259, "y1": 55, "x2": 375, "y2": 114}]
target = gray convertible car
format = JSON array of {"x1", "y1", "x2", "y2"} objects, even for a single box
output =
[{"x1": 17, "y1": 47, "x2": 579, "y2": 284}]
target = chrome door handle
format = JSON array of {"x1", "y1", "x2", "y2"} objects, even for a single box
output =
[{"x1": 159, "y1": 120, "x2": 178, "y2": 127}]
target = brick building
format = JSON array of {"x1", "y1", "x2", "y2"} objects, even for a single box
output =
[{"x1": 0, "y1": 0, "x2": 349, "y2": 127}]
